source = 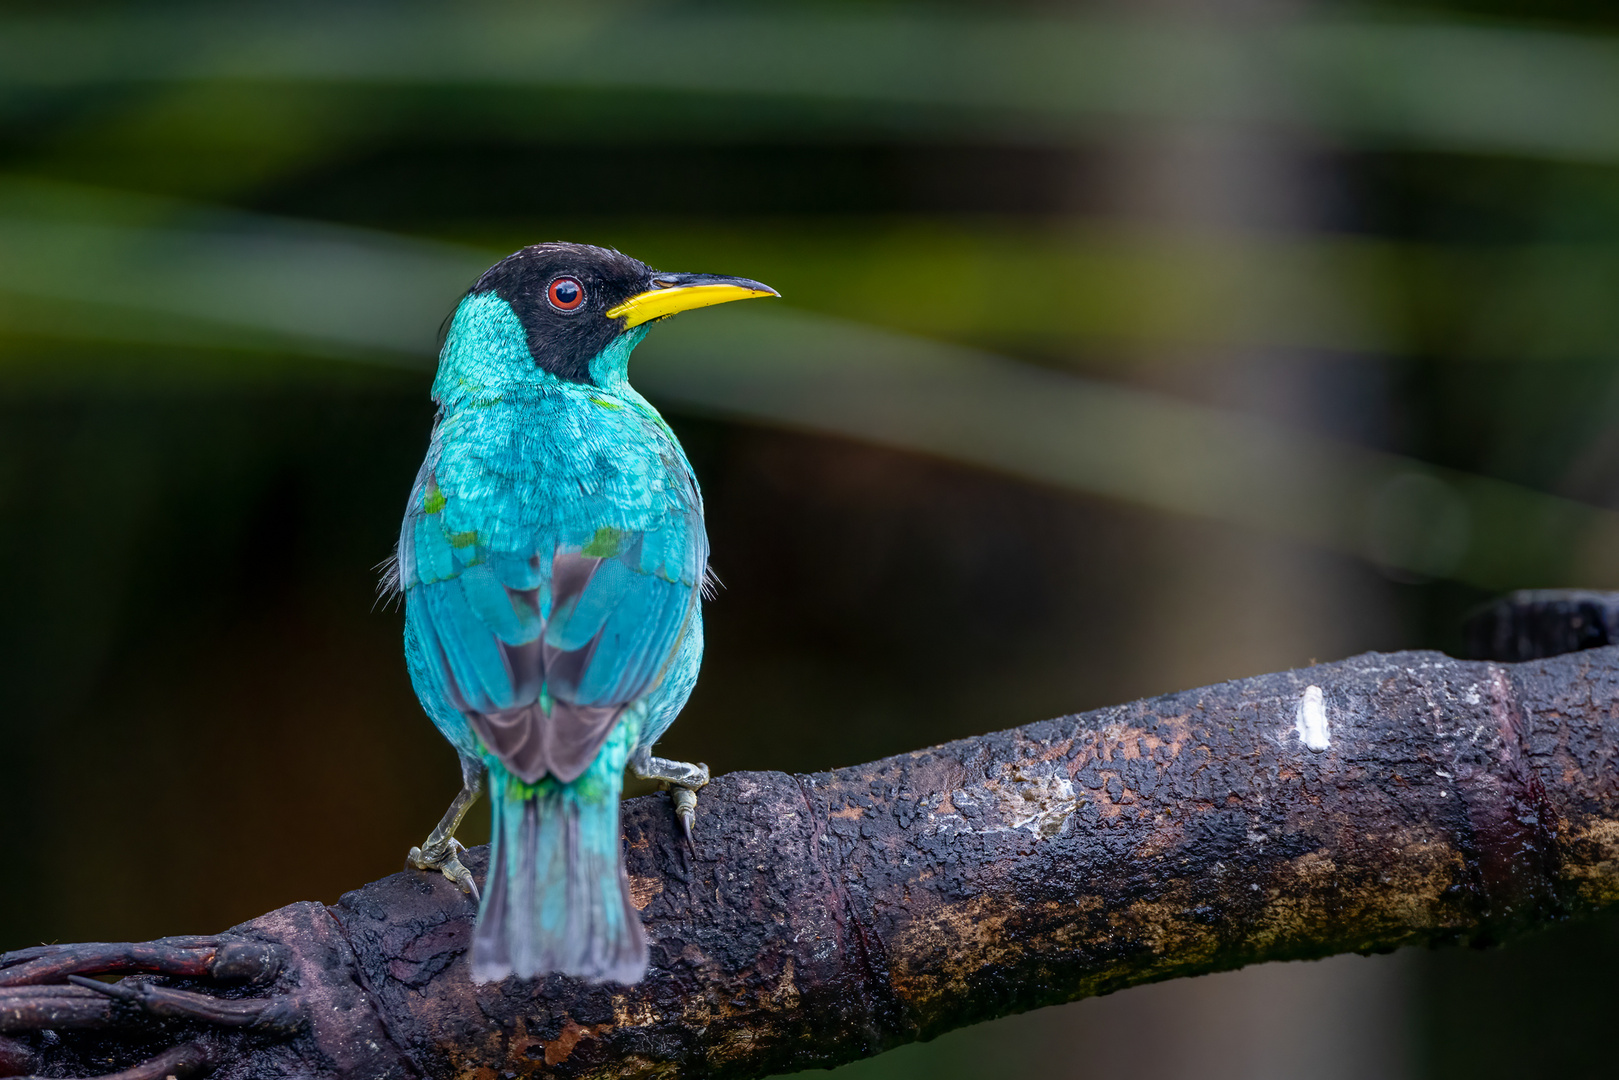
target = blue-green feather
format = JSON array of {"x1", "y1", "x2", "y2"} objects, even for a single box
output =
[{"x1": 399, "y1": 292, "x2": 704, "y2": 984}]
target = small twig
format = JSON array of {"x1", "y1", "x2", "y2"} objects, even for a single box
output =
[
  {"x1": 64, "y1": 975, "x2": 303, "y2": 1035},
  {"x1": 0, "y1": 938, "x2": 282, "y2": 989},
  {"x1": 0, "y1": 936, "x2": 303, "y2": 1080},
  {"x1": 0, "y1": 984, "x2": 116, "y2": 1031}
]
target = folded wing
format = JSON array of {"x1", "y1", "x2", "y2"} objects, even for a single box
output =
[{"x1": 401, "y1": 468, "x2": 706, "y2": 784}]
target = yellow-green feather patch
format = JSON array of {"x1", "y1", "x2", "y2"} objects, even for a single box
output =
[
  {"x1": 422, "y1": 476, "x2": 447, "y2": 515},
  {"x1": 582, "y1": 526, "x2": 627, "y2": 558}
]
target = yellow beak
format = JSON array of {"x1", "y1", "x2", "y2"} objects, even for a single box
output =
[{"x1": 607, "y1": 274, "x2": 779, "y2": 329}]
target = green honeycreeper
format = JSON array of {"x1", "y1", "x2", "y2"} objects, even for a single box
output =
[{"x1": 391, "y1": 243, "x2": 776, "y2": 983}]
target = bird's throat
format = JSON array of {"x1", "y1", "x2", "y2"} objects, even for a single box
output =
[{"x1": 586, "y1": 325, "x2": 651, "y2": 392}]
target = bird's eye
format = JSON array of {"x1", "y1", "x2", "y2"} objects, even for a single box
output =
[{"x1": 547, "y1": 277, "x2": 585, "y2": 312}]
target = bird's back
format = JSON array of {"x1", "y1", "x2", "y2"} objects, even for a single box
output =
[{"x1": 400, "y1": 377, "x2": 708, "y2": 784}]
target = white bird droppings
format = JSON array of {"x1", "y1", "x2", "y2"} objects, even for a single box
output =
[{"x1": 1296, "y1": 685, "x2": 1330, "y2": 752}]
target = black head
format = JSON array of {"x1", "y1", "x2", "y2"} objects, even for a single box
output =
[
  {"x1": 470, "y1": 243, "x2": 654, "y2": 383},
  {"x1": 468, "y1": 241, "x2": 777, "y2": 384}
]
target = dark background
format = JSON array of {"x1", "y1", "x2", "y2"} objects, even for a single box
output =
[{"x1": 3, "y1": 2, "x2": 1618, "y2": 1077}]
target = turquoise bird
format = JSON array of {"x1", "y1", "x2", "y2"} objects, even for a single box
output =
[{"x1": 390, "y1": 243, "x2": 776, "y2": 983}]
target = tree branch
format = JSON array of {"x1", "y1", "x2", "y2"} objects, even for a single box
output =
[{"x1": 6, "y1": 594, "x2": 1619, "y2": 1080}]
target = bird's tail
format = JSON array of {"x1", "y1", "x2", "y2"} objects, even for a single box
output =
[{"x1": 472, "y1": 759, "x2": 647, "y2": 984}]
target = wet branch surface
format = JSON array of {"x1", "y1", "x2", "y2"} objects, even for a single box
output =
[{"x1": 6, "y1": 592, "x2": 1619, "y2": 1079}]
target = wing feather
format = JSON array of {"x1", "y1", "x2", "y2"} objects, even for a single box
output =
[{"x1": 401, "y1": 452, "x2": 705, "y2": 784}]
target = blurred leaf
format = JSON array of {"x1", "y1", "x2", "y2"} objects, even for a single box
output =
[
  {"x1": 641, "y1": 306, "x2": 1619, "y2": 590},
  {"x1": 2, "y1": 6, "x2": 1618, "y2": 159},
  {"x1": 1, "y1": 175, "x2": 1614, "y2": 589},
  {"x1": 570, "y1": 220, "x2": 1402, "y2": 357},
  {"x1": 0, "y1": 176, "x2": 485, "y2": 359}
]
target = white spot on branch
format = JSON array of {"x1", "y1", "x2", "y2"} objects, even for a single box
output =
[{"x1": 1296, "y1": 685, "x2": 1330, "y2": 753}]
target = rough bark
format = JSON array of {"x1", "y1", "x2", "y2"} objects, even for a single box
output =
[{"x1": 5, "y1": 594, "x2": 1619, "y2": 1080}]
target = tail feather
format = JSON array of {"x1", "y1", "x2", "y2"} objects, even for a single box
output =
[{"x1": 472, "y1": 764, "x2": 647, "y2": 984}]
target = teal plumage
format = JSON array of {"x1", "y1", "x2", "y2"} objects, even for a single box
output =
[{"x1": 394, "y1": 244, "x2": 773, "y2": 983}]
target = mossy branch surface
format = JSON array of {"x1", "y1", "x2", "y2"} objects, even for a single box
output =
[{"x1": 5, "y1": 608, "x2": 1618, "y2": 1078}]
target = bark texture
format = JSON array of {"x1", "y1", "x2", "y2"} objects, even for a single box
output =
[{"x1": 5, "y1": 597, "x2": 1619, "y2": 1079}]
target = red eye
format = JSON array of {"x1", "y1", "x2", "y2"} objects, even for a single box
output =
[{"x1": 547, "y1": 276, "x2": 585, "y2": 311}]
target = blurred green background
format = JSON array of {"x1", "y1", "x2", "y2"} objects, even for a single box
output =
[{"x1": 3, "y1": 1, "x2": 1619, "y2": 1077}]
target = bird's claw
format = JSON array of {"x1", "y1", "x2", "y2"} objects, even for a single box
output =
[
  {"x1": 409, "y1": 837, "x2": 480, "y2": 901},
  {"x1": 662, "y1": 762, "x2": 708, "y2": 847},
  {"x1": 630, "y1": 749, "x2": 709, "y2": 845},
  {"x1": 672, "y1": 786, "x2": 698, "y2": 843}
]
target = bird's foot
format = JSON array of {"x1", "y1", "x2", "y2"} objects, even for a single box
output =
[
  {"x1": 631, "y1": 750, "x2": 709, "y2": 842},
  {"x1": 409, "y1": 753, "x2": 484, "y2": 899},
  {"x1": 408, "y1": 836, "x2": 479, "y2": 900}
]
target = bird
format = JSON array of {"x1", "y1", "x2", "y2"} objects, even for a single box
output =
[{"x1": 387, "y1": 242, "x2": 776, "y2": 984}]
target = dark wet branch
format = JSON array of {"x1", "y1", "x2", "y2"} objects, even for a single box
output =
[
  {"x1": 6, "y1": 592, "x2": 1619, "y2": 1080},
  {"x1": 1463, "y1": 588, "x2": 1619, "y2": 661}
]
